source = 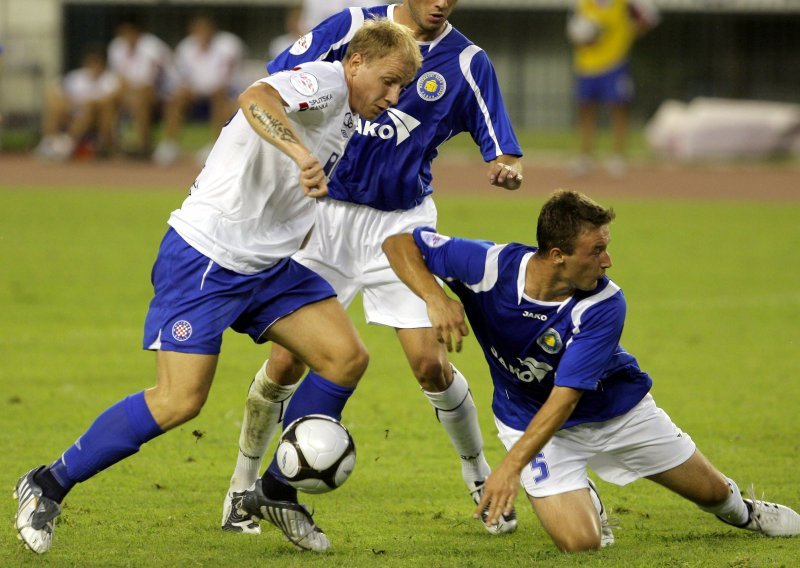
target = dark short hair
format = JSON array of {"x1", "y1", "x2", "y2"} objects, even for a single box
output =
[{"x1": 536, "y1": 190, "x2": 615, "y2": 254}]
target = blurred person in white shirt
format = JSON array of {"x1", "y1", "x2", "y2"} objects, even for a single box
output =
[
  {"x1": 153, "y1": 14, "x2": 245, "y2": 166},
  {"x1": 107, "y1": 16, "x2": 171, "y2": 158},
  {"x1": 35, "y1": 46, "x2": 119, "y2": 160}
]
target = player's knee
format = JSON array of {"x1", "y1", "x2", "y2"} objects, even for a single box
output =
[
  {"x1": 151, "y1": 387, "x2": 208, "y2": 427},
  {"x1": 314, "y1": 341, "x2": 369, "y2": 388},
  {"x1": 553, "y1": 530, "x2": 601, "y2": 553},
  {"x1": 337, "y1": 342, "x2": 369, "y2": 384},
  {"x1": 409, "y1": 354, "x2": 448, "y2": 391}
]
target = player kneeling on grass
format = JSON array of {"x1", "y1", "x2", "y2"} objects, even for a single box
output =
[
  {"x1": 13, "y1": 18, "x2": 422, "y2": 555},
  {"x1": 382, "y1": 189, "x2": 800, "y2": 551}
]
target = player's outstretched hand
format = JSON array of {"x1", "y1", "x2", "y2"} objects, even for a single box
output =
[
  {"x1": 297, "y1": 153, "x2": 329, "y2": 198},
  {"x1": 474, "y1": 460, "x2": 520, "y2": 527},
  {"x1": 488, "y1": 159, "x2": 523, "y2": 190},
  {"x1": 427, "y1": 295, "x2": 469, "y2": 352}
]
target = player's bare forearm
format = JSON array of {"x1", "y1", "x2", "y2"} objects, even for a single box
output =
[
  {"x1": 239, "y1": 82, "x2": 310, "y2": 165},
  {"x1": 488, "y1": 155, "x2": 523, "y2": 190},
  {"x1": 239, "y1": 82, "x2": 327, "y2": 196},
  {"x1": 477, "y1": 386, "x2": 582, "y2": 525},
  {"x1": 383, "y1": 234, "x2": 469, "y2": 351},
  {"x1": 383, "y1": 234, "x2": 443, "y2": 303}
]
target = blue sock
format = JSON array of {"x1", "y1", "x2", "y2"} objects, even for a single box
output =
[
  {"x1": 48, "y1": 391, "x2": 163, "y2": 494},
  {"x1": 265, "y1": 371, "x2": 354, "y2": 486}
]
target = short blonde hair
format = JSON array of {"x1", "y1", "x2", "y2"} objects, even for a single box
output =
[{"x1": 345, "y1": 18, "x2": 422, "y2": 84}]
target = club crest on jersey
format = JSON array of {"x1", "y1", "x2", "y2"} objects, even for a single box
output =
[
  {"x1": 171, "y1": 320, "x2": 193, "y2": 342},
  {"x1": 290, "y1": 32, "x2": 313, "y2": 55},
  {"x1": 290, "y1": 72, "x2": 319, "y2": 96},
  {"x1": 420, "y1": 230, "x2": 449, "y2": 248},
  {"x1": 416, "y1": 71, "x2": 446, "y2": 102},
  {"x1": 536, "y1": 328, "x2": 563, "y2": 354}
]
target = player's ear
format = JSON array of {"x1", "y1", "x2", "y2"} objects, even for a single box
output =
[
  {"x1": 549, "y1": 248, "x2": 566, "y2": 265},
  {"x1": 348, "y1": 52, "x2": 364, "y2": 76}
]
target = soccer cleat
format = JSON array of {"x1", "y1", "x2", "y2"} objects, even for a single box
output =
[
  {"x1": 588, "y1": 478, "x2": 617, "y2": 547},
  {"x1": 237, "y1": 480, "x2": 330, "y2": 552},
  {"x1": 469, "y1": 479, "x2": 518, "y2": 535},
  {"x1": 14, "y1": 466, "x2": 61, "y2": 554},
  {"x1": 741, "y1": 487, "x2": 800, "y2": 537},
  {"x1": 221, "y1": 490, "x2": 261, "y2": 534}
]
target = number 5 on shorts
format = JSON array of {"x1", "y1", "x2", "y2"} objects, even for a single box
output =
[{"x1": 529, "y1": 452, "x2": 550, "y2": 483}]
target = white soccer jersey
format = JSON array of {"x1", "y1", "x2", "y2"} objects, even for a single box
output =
[
  {"x1": 107, "y1": 32, "x2": 171, "y2": 88},
  {"x1": 173, "y1": 31, "x2": 244, "y2": 96},
  {"x1": 62, "y1": 68, "x2": 120, "y2": 105},
  {"x1": 168, "y1": 61, "x2": 356, "y2": 274}
]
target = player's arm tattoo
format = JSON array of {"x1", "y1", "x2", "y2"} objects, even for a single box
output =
[{"x1": 248, "y1": 103, "x2": 300, "y2": 145}]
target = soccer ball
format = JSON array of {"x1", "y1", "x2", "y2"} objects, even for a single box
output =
[
  {"x1": 567, "y1": 14, "x2": 602, "y2": 46},
  {"x1": 276, "y1": 414, "x2": 356, "y2": 494}
]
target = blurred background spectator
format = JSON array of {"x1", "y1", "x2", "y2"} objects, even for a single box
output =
[
  {"x1": 1, "y1": 2, "x2": 799, "y2": 167},
  {"x1": 268, "y1": 6, "x2": 303, "y2": 61},
  {"x1": 107, "y1": 16, "x2": 171, "y2": 159},
  {"x1": 34, "y1": 46, "x2": 118, "y2": 161},
  {"x1": 567, "y1": 0, "x2": 660, "y2": 177},
  {"x1": 152, "y1": 14, "x2": 244, "y2": 166},
  {"x1": 299, "y1": 0, "x2": 381, "y2": 35}
]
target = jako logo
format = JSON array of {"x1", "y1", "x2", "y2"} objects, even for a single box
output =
[
  {"x1": 522, "y1": 311, "x2": 548, "y2": 321},
  {"x1": 355, "y1": 109, "x2": 420, "y2": 146}
]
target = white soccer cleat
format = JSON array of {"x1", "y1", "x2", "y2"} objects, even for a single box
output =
[
  {"x1": 14, "y1": 466, "x2": 61, "y2": 554},
  {"x1": 221, "y1": 490, "x2": 261, "y2": 534},
  {"x1": 468, "y1": 479, "x2": 518, "y2": 535},
  {"x1": 238, "y1": 480, "x2": 330, "y2": 552},
  {"x1": 742, "y1": 488, "x2": 800, "y2": 537},
  {"x1": 588, "y1": 478, "x2": 616, "y2": 547}
]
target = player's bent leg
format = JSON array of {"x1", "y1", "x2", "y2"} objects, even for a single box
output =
[
  {"x1": 247, "y1": 299, "x2": 367, "y2": 550},
  {"x1": 12, "y1": 351, "x2": 213, "y2": 554},
  {"x1": 223, "y1": 359, "x2": 300, "y2": 534},
  {"x1": 395, "y1": 327, "x2": 517, "y2": 533},
  {"x1": 145, "y1": 350, "x2": 218, "y2": 430},
  {"x1": 647, "y1": 449, "x2": 800, "y2": 536},
  {"x1": 266, "y1": 298, "x2": 368, "y2": 388},
  {"x1": 530, "y1": 488, "x2": 602, "y2": 552}
]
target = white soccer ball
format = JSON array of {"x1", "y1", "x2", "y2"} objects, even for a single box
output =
[
  {"x1": 276, "y1": 414, "x2": 356, "y2": 494},
  {"x1": 567, "y1": 14, "x2": 602, "y2": 46}
]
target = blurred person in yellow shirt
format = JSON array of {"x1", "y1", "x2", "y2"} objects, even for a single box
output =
[{"x1": 567, "y1": 0, "x2": 659, "y2": 177}]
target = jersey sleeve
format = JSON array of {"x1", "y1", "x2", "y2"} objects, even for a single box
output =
[
  {"x1": 267, "y1": 9, "x2": 360, "y2": 73},
  {"x1": 554, "y1": 287, "x2": 626, "y2": 390},
  {"x1": 411, "y1": 227, "x2": 495, "y2": 286},
  {"x1": 261, "y1": 63, "x2": 342, "y2": 114},
  {"x1": 461, "y1": 48, "x2": 522, "y2": 161}
]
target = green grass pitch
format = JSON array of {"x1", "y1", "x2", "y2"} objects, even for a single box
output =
[{"x1": 1, "y1": 188, "x2": 798, "y2": 567}]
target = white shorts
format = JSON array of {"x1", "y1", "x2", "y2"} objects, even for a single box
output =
[
  {"x1": 495, "y1": 394, "x2": 697, "y2": 498},
  {"x1": 293, "y1": 196, "x2": 438, "y2": 328}
]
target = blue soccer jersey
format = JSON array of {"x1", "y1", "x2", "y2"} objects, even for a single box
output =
[
  {"x1": 268, "y1": 5, "x2": 522, "y2": 212},
  {"x1": 412, "y1": 227, "x2": 652, "y2": 431}
]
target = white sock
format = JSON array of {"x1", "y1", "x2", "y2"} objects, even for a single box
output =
[
  {"x1": 698, "y1": 477, "x2": 749, "y2": 527},
  {"x1": 228, "y1": 361, "x2": 296, "y2": 492},
  {"x1": 422, "y1": 365, "x2": 491, "y2": 487}
]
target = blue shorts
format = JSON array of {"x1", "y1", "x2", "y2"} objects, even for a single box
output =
[
  {"x1": 142, "y1": 228, "x2": 336, "y2": 355},
  {"x1": 576, "y1": 62, "x2": 634, "y2": 104}
]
